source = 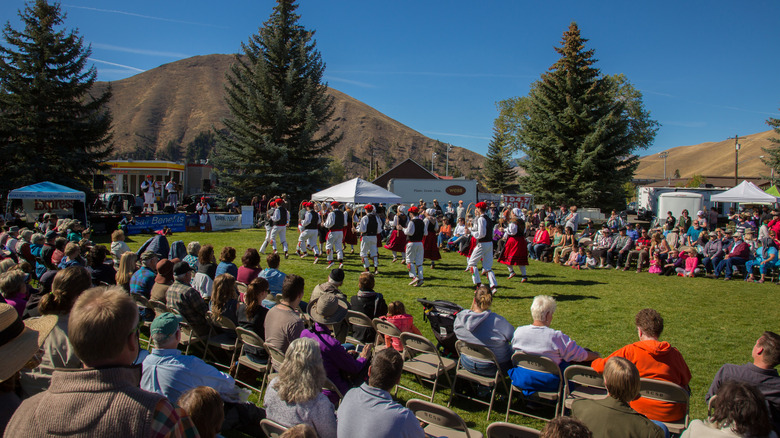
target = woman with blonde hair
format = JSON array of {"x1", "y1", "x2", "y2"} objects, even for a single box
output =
[
  {"x1": 264, "y1": 337, "x2": 337, "y2": 438},
  {"x1": 211, "y1": 273, "x2": 238, "y2": 325},
  {"x1": 115, "y1": 252, "x2": 138, "y2": 293}
]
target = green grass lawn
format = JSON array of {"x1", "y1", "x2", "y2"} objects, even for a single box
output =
[{"x1": 102, "y1": 228, "x2": 779, "y2": 434}]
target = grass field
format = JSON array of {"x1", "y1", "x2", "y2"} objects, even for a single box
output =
[{"x1": 101, "y1": 228, "x2": 779, "y2": 434}]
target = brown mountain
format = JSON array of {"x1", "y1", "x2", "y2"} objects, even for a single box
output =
[
  {"x1": 93, "y1": 54, "x2": 484, "y2": 179},
  {"x1": 636, "y1": 129, "x2": 777, "y2": 180}
]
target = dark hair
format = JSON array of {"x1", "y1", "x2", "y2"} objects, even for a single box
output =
[
  {"x1": 245, "y1": 277, "x2": 269, "y2": 319},
  {"x1": 711, "y1": 381, "x2": 772, "y2": 437},
  {"x1": 86, "y1": 244, "x2": 109, "y2": 268},
  {"x1": 369, "y1": 348, "x2": 404, "y2": 391},
  {"x1": 266, "y1": 253, "x2": 280, "y2": 269},
  {"x1": 358, "y1": 272, "x2": 375, "y2": 291},
  {"x1": 758, "y1": 331, "x2": 780, "y2": 367},
  {"x1": 54, "y1": 236, "x2": 68, "y2": 251},
  {"x1": 540, "y1": 416, "x2": 592, "y2": 438},
  {"x1": 219, "y1": 246, "x2": 236, "y2": 263},
  {"x1": 281, "y1": 274, "x2": 304, "y2": 302},
  {"x1": 241, "y1": 248, "x2": 261, "y2": 268},
  {"x1": 178, "y1": 386, "x2": 224, "y2": 438},
  {"x1": 39, "y1": 266, "x2": 93, "y2": 315},
  {"x1": 387, "y1": 300, "x2": 406, "y2": 316},
  {"x1": 197, "y1": 244, "x2": 214, "y2": 265},
  {"x1": 635, "y1": 308, "x2": 663, "y2": 339},
  {"x1": 211, "y1": 274, "x2": 236, "y2": 318}
]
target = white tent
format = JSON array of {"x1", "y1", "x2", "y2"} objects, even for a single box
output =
[
  {"x1": 710, "y1": 180, "x2": 779, "y2": 203},
  {"x1": 311, "y1": 177, "x2": 402, "y2": 204},
  {"x1": 6, "y1": 181, "x2": 88, "y2": 223}
]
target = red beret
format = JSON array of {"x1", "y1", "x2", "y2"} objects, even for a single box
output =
[
  {"x1": 331, "y1": 201, "x2": 340, "y2": 207},
  {"x1": 475, "y1": 202, "x2": 487, "y2": 210},
  {"x1": 408, "y1": 206, "x2": 419, "y2": 214},
  {"x1": 363, "y1": 204, "x2": 374, "y2": 212}
]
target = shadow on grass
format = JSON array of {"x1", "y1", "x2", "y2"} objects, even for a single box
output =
[
  {"x1": 529, "y1": 279, "x2": 606, "y2": 287},
  {"x1": 496, "y1": 292, "x2": 599, "y2": 302}
]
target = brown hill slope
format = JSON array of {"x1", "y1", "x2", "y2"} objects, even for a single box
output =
[
  {"x1": 94, "y1": 54, "x2": 484, "y2": 179},
  {"x1": 636, "y1": 130, "x2": 777, "y2": 180}
]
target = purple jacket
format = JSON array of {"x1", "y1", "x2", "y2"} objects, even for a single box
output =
[{"x1": 301, "y1": 323, "x2": 367, "y2": 405}]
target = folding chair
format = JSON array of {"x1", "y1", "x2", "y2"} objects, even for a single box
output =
[
  {"x1": 149, "y1": 299, "x2": 172, "y2": 315},
  {"x1": 396, "y1": 332, "x2": 456, "y2": 401},
  {"x1": 323, "y1": 377, "x2": 344, "y2": 408},
  {"x1": 505, "y1": 352, "x2": 562, "y2": 422},
  {"x1": 265, "y1": 343, "x2": 287, "y2": 374},
  {"x1": 373, "y1": 318, "x2": 401, "y2": 352},
  {"x1": 235, "y1": 281, "x2": 248, "y2": 297},
  {"x1": 345, "y1": 310, "x2": 376, "y2": 346},
  {"x1": 131, "y1": 294, "x2": 153, "y2": 350},
  {"x1": 232, "y1": 327, "x2": 271, "y2": 397},
  {"x1": 202, "y1": 311, "x2": 239, "y2": 369},
  {"x1": 707, "y1": 394, "x2": 717, "y2": 417},
  {"x1": 169, "y1": 308, "x2": 205, "y2": 355},
  {"x1": 259, "y1": 419, "x2": 288, "y2": 437},
  {"x1": 486, "y1": 422, "x2": 541, "y2": 438},
  {"x1": 448, "y1": 340, "x2": 510, "y2": 421},
  {"x1": 638, "y1": 378, "x2": 690, "y2": 434},
  {"x1": 407, "y1": 398, "x2": 484, "y2": 438},
  {"x1": 561, "y1": 364, "x2": 607, "y2": 416}
]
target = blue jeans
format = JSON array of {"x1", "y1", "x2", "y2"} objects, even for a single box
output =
[
  {"x1": 460, "y1": 354, "x2": 511, "y2": 377},
  {"x1": 714, "y1": 257, "x2": 746, "y2": 279}
]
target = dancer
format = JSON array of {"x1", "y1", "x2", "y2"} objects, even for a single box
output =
[
  {"x1": 468, "y1": 202, "x2": 498, "y2": 294},
  {"x1": 357, "y1": 204, "x2": 383, "y2": 274},
  {"x1": 384, "y1": 204, "x2": 408, "y2": 263},
  {"x1": 343, "y1": 204, "x2": 358, "y2": 254},
  {"x1": 195, "y1": 196, "x2": 210, "y2": 231},
  {"x1": 259, "y1": 199, "x2": 288, "y2": 257},
  {"x1": 422, "y1": 209, "x2": 441, "y2": 269},
  {"x1": 296, "y1": 201, "x2": 321, "y2": 263},
  {"x1": 165, "y1": 177, "x2": 178, "y2": 209},
  {"x1": 324, "y1": 201, "x2": 346, "y2": 269},
  {"x1": 140, "y1": 175, "x2": 155, "y2": 213},
  {"x1": 403, "y1": 206, "x2": 426, "y2": 287},
  {"x1": 498, "y1": 208, "x2": 529, "y2": 282}
]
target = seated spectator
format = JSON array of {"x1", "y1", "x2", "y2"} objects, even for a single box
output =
[
  {"x1": 20, "y1": 266, "x2": 92, "y2": 396},
  {"x1": 349, "y1": 272, "x2": 387, "y2": 344},
  {"x1": 706, "y1": 331, "x2": 780, "y2": 433},
  {"x1": 661, "y1": 249, "x2": 685, "y2": 276},
  {"x1": 114, "y1": 251, "x2": 137, "y2": 293},
  {"x1": 591, "y1": 308, "x2": 691, "y2": 423},
  {"x1": 712, "y1": 232, "x2": 751, "y2": 280},
  {"x1": 541, "y1": 416, "x2": 593, "y2": 438},
  {"x1": 183, "y1": 241, "x2": 201, "y2": 271},
  {"x1": 238, "y1": 277, "x2": 270, "y2": 364},
  {"x1": 337, "y1": 348, "x2": 425, "y2": 438},
  {"x1": 380, "y1": 300, "x2": 421, "y2": 352},
  {"x1": 264, "y1": 274, "x2": 305, "y2": 355},
  {"x1": 39, "y1": 230, "x2": 57, "y2": 273},
  {"x1": 310, "y1": 268, "x2": 348, "y2": 342},
  {"x1": 129, "y1": 251, "x2": 159, "y2": 298},
  {"x1": 0, "y1": 271, "x2": 27, "y2": 317},
  {"x1": 168, "y1": 240, "x2": 186, "y2": 261},
  {"x1": 687, "y1": 220, "x2": 705, "y2": 246},
  {"x1": 260, "y1": 253, "x2": 287, "y2": 295},
  {"x1": 150, "y1": 259, "x2": 174, "y2": 303},
  {"x1": 510, "y1": 295, "x2": 598, "y2": 392},
  {"x1": 8, "y1": 286, "x2": 197, "y2": 437},
  {"x1": 677, "y1": 248, "x2": 701, "y2": 277},
  {"x1": 573, "y1": 357, "x2": 665, "y2": 438},
  {"x1": 554, "y1": 226, "x2": 576, "y2": 264},
  {"x1": 110, "y1": 230, "x2": 131, "y2": 268},
  {"x1": 211, "y1": 273, "x2": 239, "y2": 326},
  {"x1": 0, "y1": 304, "x2": 56, "y2": 435},
  {"x1": 177, "y1": 386, "x2": 224, "y2": 438},
  {"x1": 453, "y1": 285, "x2": 514, "y2": 375},
  {"x1": 686, "y1": 381, "x2": 777, "y2": 438},
  {"x1": 590, "y1": 228, "x2": 614, "y2": 268},
  {"x1": 86, "y1": 245, "x2": 116, "y2": 286},
  {"x1": 437, "y1": 217, "x2": 452, "y2": 248},
  {"x1": 197, "y1": 244, "x2": 217, "y2": 280},
  {"x1": 264, "y1": 338, "x2": 337, "y2": 438},
  {"x1": 303, "y1": 294, "x2": 370, "y2": 405},
  {"x1": 166, "y1": 261, "x2": 210, "y2": 337},
  {"x1": 528, "y1": 223, "x2": 552, "y2": 261},
  {"x1": 627, "y1": 228, "x2": 651, "y2": 272},
  {"x1": 142, "y1": 312, "x2": 264, "y2": 435},
  {"x1": 57, "y1": 242, "x2": 83, "y2": 269},
  {"x1": 702, "y1": 231, "x2": 725, "y2": 274},
  {"x1": 447, "y1": 217, "x2": 470, "y2": 252},
  {"x1": 746, "y1": 237, "x2": 780, "y2": 283},
  {"x1": 237, "y1": 248, "x2": 263, "y2": 284},
  {"x1": 215, "y1": 246, "x2": 239, "y2": 278},
  {"x1": 606, "y1": 227, "x2": 633, "y2": 269}
]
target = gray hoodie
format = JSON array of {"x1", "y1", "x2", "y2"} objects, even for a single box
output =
[{"x1": 453, "y1": 310, "x2": 515, "y2": 366}]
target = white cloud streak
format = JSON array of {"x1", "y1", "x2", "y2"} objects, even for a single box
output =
[
  {"x1": 330, "y1": 70, "x2": 534, "y2": 79},
  {"x1": 63, "y1": 4, "x2": 228, "y2": 29},
  {"x1": 324, "y1": 76, "x2": 376, "y2": 88},
  {"x1": 90, "y1": 43, "x2": 190, "y2": 59},
  {"x1": 88, "y1": 57, "x2": 145, "y2": 72}
]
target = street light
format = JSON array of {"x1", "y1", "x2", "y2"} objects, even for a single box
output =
[
  {"x1": 431, "y1": 152, "x2": 437, "y2": 173},
  {"x1": 658, "y1": 151, "x2": 669, "y2": 180},
  {"x1": 445, "y1": 143, "x2": 453, "y2": 177}
]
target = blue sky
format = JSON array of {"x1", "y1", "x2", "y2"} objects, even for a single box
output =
[{"x1": 2, "y1": 0, "x2": 779, "y2": 158}]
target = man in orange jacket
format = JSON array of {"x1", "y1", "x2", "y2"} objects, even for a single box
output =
[{"x1": 590, "y1": 308, "x2": 691, "y2": 423}]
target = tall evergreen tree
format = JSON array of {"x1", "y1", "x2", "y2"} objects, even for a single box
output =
[
  {"x1": 0, "y1": 0, "x2": 112, "y2": 194},
  {"x1": 483, "y1": 125, "x2": 518, "y2": 193},
  {"x1": 760, "y1": 108, "x2": 780, "y2": 182},
  {"x1": 513, "y1": 23, "x2": 657, "y2": 210},
  {"x1": 212, "y1": 0, "x2": 341, "y2": 201}
]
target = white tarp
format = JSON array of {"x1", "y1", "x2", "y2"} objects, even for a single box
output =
[
  {"x1": 311, "y1": 177, "x2": 402, "y2": 204},
  {"x1": 7, "y1": 181, "x2": 86, "y2": 201},
  {"x1": 710, "y1": 180, "x2": 779, "y2": 203}
]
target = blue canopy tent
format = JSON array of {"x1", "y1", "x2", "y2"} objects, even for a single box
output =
[{"x1": 6, "y1": 181, "x2": 88, "y2": 224}]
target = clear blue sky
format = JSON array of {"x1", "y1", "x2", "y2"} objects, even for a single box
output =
[{"x1": 2, "y1": 0, "x2": 779, "y2": 158}]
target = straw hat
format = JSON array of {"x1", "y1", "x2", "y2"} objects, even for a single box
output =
[
  {"x1": 307, "y1": 295, "x2": 348, "y2": 325},
  {"x1": 0, "y1": 304, "x2": 56, "y2": 382}
]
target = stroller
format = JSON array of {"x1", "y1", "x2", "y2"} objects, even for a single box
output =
[{"x1": 417, "y1": 298, "x2": 463, "y2": 358}]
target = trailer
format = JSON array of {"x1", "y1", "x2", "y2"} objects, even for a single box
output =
[{"x1": 637, "y1": 186, "x2": 735, "y2": 223}]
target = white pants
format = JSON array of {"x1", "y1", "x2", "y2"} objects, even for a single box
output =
[
  {"x1": 469, "y1": 241, "x2": 497, "y2": 287},
  {"x1": 406, "y1": 241, "x2": 424, "y2": 280},
  {"x1": 326, "y1": 230, "x2": 344, "y2": 261},
  {"x1": 261, "y1": 225, "x2": 287, "y2": 253},
  {"x1": 298, "y1": 229, "x2": 319, "y2": 255},
  {"x1": 360, "y1": 235, "x2": 378, "y2": 267},
  {"x1": 143, "y1": 192, "x2": 155, "y2": 206}
]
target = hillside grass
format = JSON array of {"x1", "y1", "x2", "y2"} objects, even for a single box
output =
[{"x1": 103, "y1": 228, "x2": 779, "y2": 434}]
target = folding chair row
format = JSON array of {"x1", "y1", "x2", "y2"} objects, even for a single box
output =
[{"x1": 406, "y1": 398, "x2": 543, "y2": 438}]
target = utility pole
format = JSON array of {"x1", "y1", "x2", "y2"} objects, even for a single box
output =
[
  {"x1": 729, "y1": 134, "x2": 740, "y2": 186},
  {"x1": 368, "y1": 138, "x2": 374, "y2": 180},
  {"x1": 658, "y1": 151, "x2": 669, "y2": 181},
  {"x1": 431, "y1": 152, "x2": 437, "y2": 173},
  {"x1": 445, "y1": 143, "x2": 452, "y2": 177}
]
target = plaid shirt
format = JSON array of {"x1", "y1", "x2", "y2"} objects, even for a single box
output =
[
  {"x1": 130, "y1": 266, "x2": 156, "y2": 298},
  {"x1": 166, "y1": 280, "x2": 209, "y2": 337},
  {"x1": 150, "y1": 399, "x2": 199, "y2": 438}
]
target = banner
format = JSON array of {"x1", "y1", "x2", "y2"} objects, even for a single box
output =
[
  {"x1": 502, "y1": 194, "x2": 534, "y2": 210},
  {"x1": 210, "y1": 213, "x2": 244, "y2": 231},
  {"x1": 241, "y1": 205, "x2": 254, "y2": 226},
  {"x1": 127, "y1": 214, "x2": 186, "y2": 235}
]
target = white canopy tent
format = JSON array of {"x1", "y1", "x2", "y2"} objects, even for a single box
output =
[
  {"x1": 710, "y1": 180, "x2": 779, "y2": 203},
  {"x1": 311, "y1": 177, "x2": 402, "y2": 204},
  {"x1": 6, "y1": 181, "x2": 88, "y2": 223}
]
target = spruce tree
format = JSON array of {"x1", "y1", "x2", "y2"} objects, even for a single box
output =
[
  {"x1": 0, "y1": 0, "x2": 112, "y2": 194},
  {"x1": 213, "y1": 0, "x2": 341, "y2": 201},
  {"x1": 483, "y1": 125, "x2": 518, "y2": 193},
  {"x1": 516, "y1": 22, "x2": 656, "y2": 210}
]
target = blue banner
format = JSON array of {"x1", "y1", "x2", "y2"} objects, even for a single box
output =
[{"x1": 127, "y1": 214, "x2": 187, "y2": 235}]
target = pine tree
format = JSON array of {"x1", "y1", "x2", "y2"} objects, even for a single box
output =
[
  {"x1": 0, "y1": 0, "x2": 112, "y2": 194},
  {"x1": 483, "y1": 125, "x2": 518, "y2": 193},
  {"x1": 761, "y1": 108, "x2": 780, "y2": 182},
  {"x1": 515, "y1": 23, "x2": 657, "y2": 210},
  {"x1": 212, "y1": 0, "x2": 341, "y2": 201}
]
